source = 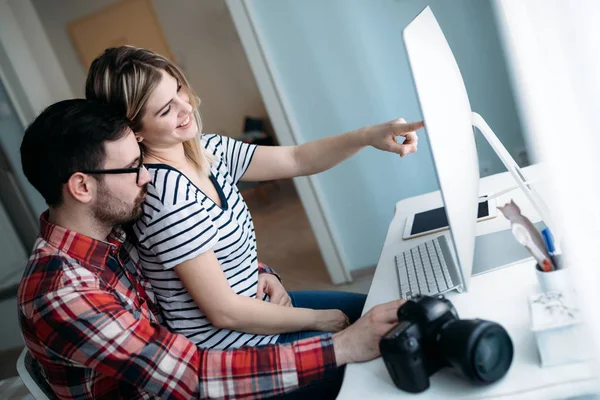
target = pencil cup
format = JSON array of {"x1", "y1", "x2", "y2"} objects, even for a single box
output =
[{"x1": 535, "y1": 266, "x2": 571, "y2": 294}]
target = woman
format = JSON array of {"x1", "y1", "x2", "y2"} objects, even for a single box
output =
[{"x1": 85, "y1": 46, "x2": 422, "y2": 350}]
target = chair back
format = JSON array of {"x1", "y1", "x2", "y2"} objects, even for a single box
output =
[{"x1": 16, "y1": 348, "x2": 57, "y2": 400}]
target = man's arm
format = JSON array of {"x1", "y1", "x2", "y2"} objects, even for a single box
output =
[
  {"x1": 257, "y1": 261, "x2": 281, "y2": 281},
  {"x1": 34, "y1": 282, "x2": 337, "y2": 399}
]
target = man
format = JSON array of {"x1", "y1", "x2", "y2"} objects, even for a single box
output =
[{"x1": 18, "y1": 99, "x2": 404, "y2": 399}]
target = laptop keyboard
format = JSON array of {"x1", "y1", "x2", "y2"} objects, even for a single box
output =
[{"x1": 395, "y1": 235, "x2": 456, "y2": 299}]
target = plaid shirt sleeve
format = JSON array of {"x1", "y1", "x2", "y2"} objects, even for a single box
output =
[
  {"x1": 257, "y1": 261, "x2": 282, "y2": 282},
  {"x1": 32, "y1": 275, "x2": 336, "y2": 399}
]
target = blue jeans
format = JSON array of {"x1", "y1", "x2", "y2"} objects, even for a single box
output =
[
  {"x1": 271, "y1": 290, "x2": 367, "y2": 399},
  {"x1": 276, "y1": 290, "x2": 366, "y2": 343}
]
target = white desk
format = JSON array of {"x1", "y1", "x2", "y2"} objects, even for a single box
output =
[{"x1": 338, "y1": 165, "x2": 600, "y2": 399}]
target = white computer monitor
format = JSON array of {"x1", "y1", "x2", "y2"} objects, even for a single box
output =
[
  {"x1": 402, "y1": 7, "x2": 557, "y2": 293},
  {"x1": 402, "y1": 6, "x2": 480, "y2": 291}
]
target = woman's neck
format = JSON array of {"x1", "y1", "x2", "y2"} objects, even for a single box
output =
[{"x1": 144, "y1": 143, "x2": 188, "y2": 169}]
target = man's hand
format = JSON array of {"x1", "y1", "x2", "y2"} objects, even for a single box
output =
[
  {"x1": 256, "y1": 273, "x2": 292, "y2": 307},
  {"x1": 332, "y1": 299, "x2": 406, "y2": 365}
]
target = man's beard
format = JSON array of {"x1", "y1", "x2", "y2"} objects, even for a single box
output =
[{"x1": 92, "y1": 183, "x2": 147, "y2": 226}]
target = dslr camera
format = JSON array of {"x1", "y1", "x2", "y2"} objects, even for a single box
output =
[{"x1": 380, "y1": 294, "x2": 514, "y2": 393}]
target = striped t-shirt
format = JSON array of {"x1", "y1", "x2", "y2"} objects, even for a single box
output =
[{"x1": 133, "y1": 134, "x2": 279, "y2": 349}]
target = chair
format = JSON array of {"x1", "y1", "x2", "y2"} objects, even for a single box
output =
[{"x1": 16, "y1": 348, "x2": 57, "y2": 400}]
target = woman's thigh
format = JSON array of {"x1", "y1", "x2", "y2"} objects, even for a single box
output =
[
  {"x1": 276, "y1": 291, "x2": 367, "y2": 344},
  {"x1": 288, "y1": 290, "x2": 367, "y2": 324},
  {"x1": 276, "y1": 329, "x2": 325, "y2": 344}
]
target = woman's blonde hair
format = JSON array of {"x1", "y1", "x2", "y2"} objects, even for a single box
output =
[{"x1": 85, "y1": 46, "x2": 213, "y2": 174}]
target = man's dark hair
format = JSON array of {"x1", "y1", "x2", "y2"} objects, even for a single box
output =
[{"x1": 20, "y1": 99, "x2": 130, "y2": 207}]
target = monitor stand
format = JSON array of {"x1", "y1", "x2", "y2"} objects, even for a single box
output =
[
  {"x1": 471, "y1": 221, "x2": 545, "y2": 276},
  {"x1": 471, "y1": 112, "x2": 558, "y2": 240}
]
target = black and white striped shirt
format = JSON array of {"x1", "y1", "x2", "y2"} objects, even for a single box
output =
[{"x1": 134, "y1": 134, "x2": 279, "y2": 349}]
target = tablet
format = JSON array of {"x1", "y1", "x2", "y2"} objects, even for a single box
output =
[{"x1": 403, "y1": 198, "x2": 497, "y2": 240}]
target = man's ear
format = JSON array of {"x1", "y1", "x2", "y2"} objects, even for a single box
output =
[{"x1": 66, "y1": 172, "x2": 94, "y2": 204}]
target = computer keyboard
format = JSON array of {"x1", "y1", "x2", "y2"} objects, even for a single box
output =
[{"x1": 395, "y1": 235, "x2": 458, "y2": 300}]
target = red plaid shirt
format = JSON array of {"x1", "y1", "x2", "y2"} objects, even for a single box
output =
[{"x1": 18, "y1": 213, "x2": 337, "y2": 399}]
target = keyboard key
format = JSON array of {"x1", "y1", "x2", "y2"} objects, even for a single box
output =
[
  {"x1": 396, "y1": 265, "x2": 409, "y2": 289},
  {"x1": 397, "y1": 254, "x2": 405, "y2": 267}
]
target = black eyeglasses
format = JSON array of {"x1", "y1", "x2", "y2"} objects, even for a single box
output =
[{"x1": 80, "y1": 153, "x2": 146, "y2": 185}]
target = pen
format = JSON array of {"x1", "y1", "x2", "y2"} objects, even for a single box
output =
[
  {"x1": 541, "y1": 228, "x2": 559, "y2": 269},
  {"x1": 541, "y1": 228, "x2": 555, "y2": 254}
]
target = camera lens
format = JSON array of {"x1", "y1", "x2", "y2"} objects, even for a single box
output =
[
  {"x1": 472, "y1": 325, "x2": 513, "y2": 382},
  {"x1": 439, "y1": 319, "x2": 513, "y2": 384}
]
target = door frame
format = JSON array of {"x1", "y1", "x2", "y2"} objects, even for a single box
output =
[{"x1": 226, "y1": 0, "x2": 352, "y2": 284}]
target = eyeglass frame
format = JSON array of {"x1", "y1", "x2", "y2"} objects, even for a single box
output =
[{"x1": 79, "y1": 151, "x2": 146, "y2": 185}]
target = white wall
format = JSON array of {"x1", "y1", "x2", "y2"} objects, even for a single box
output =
[{"x1": 31, "y1": 0, "x2": 269, "y2": 137}]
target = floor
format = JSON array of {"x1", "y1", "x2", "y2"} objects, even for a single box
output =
[
  {"x1": 0, "y1": 178, "x2": 375, "y2": 399},
  {"x1": 0, "y1": 377, "x2": 32, "y2": 399},
  {"x1": 0, "y1": 347, "x2": 24, "y2": 382},
  {"x1": 243, "y1": 179, "x2": 374, "y2": 294},
  {"x1": 0, "y1": 346, "x2": 32, "y2": 399}
]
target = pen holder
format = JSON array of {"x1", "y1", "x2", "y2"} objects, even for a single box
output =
[
  {"x1": 535, "y1": 266, "x2": 571, "y2": 294},
  {"x1": 535, "y1": 255, "x2": 573, "y2": 294}
]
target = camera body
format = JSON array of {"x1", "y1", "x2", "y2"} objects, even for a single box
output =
[{"x1": 380, "y1": 294, "x2": 514, "y2": 393}]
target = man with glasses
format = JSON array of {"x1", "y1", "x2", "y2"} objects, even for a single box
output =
[{"x1": 18, "y1": 99, "x2": 404, "y2": 399}]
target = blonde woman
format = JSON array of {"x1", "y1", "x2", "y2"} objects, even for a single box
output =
[{"x1": 85, "y1": 46, "x2": 422, "y2": 350}]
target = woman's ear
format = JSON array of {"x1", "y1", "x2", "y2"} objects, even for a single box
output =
[
  {"x1": 135, "y1": 135, "x2": 144, "y2": 143},
  {"x1": 66, "y1": 172, "x2": 94, "y2": 204}
]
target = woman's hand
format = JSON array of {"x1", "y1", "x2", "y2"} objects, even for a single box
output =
[
  {"x1": 364, "y1": 118, "x2": 424, "y2": 158},
  {"x1": 257, "y1": 273, "x2": 292, "y2": 307},
  {"x1": 313, "y1": 309, "x2": 351, "y2": 332}
]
